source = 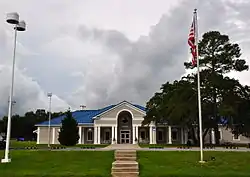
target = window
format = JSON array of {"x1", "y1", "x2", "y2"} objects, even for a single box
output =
[
  {"x1": 218, "y1": 129, "x2": 222, "y2": 140},
  {"x1": 157, "y1": 130, "x2": 163, "y2": 141},
  {"x1": 233, "y1": 133, "x2": 240, "y2": 140},
  {"x1": 172, "y1": 131, "x2": 177, "y2": 140},
  {"x1": 122, "y1": 117, "x2": 129, "y2": 124},
  {"x1": 211, "y1": 129, "x2": 222, "y2": 142},
  {"x1": 187, "y1": 131, "x2": 192, "y2": 139},
  {"x1": 218, "y1": 131, "x2": 221, "y2": 140},
  {"x1": 87, "y1": 129, "x2": 93, "y2": 141},
  {"x1": 105, "y1": 131, "x2": 110, "y2": 140},
  {"x1": 140, "y1": 131, "x2": 146, "y2": 140}
]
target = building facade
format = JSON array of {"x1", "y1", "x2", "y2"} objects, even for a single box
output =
[{"x1": 35, "y1": 101, "x2": 250, "y2": 145}]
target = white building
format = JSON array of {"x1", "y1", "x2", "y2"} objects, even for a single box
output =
[{"x1": 35, "y1": 101, "x2": 250, "y2": 145}]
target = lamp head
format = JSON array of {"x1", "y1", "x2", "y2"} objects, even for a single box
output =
[
  {"x1": 47, "y1": 92, "x2": 52, "y2": 97},
  {"x1": 6, "y1": 12, "x2": 19, "y2": 24},
  {"x1": 15, "y1": 20, "x2": 26, "y2": 31}
]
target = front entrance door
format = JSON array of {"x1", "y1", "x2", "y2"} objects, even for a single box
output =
[{"x1": 120, "y1": 130, "x2": 130, "y2": 144}]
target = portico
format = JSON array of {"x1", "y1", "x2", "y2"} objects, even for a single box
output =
[{"x1": 77, "y1": 125, "x2": 187, "y2": 145}]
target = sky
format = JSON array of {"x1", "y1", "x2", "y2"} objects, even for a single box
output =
[{"x1": 0, "y1": 0, "x2": 249, "y2": 116}]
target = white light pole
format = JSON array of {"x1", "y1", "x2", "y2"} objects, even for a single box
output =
[
  {"x1": 47, "y1": 92, "x2": 52, "y2": 148},
  {"x1": 2, "y1": 12, "x2": 26, "y2": 164},
  {"x1": 11, "y1": 100, "x2": 16, "y2": 117}
]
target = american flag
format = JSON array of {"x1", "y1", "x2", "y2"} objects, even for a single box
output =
[{"x1": 188, "y1": 19, "x2": 197, "y2": 66}]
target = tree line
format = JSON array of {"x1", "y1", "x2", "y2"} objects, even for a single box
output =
[
  {"x1": 0, "y1": 108, "x2": 79, "y2": 146},
  {"x1": 0, "y1": 109, "x2": 64, "y2": 140},
  {"x1": 143, "y1": 31, "x2": 250, "y2": 145}
]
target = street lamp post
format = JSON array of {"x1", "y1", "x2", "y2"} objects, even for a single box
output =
[
  {"x1": 11, "y1": 100, "x2": 16, "y2": 117},
  {"x1": 47, "y1": 93, "x2": 52, "y2": 148},
  {"x1": 1, "y1": 12, "x2": 26, "y2": 163}
]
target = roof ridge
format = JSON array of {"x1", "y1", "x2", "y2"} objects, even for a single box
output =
[{"x1": 36, "y1": 102, "x2": 145, "y2": 126}]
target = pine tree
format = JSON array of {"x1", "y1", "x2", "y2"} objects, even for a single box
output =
[
  {"x1": 144, "y1": 31, "x2": 250, "y2": 145},
  {"x1": 184, "y1": 31, "x2": 248, "y2": 144},
  {"x1": 58, "y1": 110, "x2": 79, "y2": 146}
]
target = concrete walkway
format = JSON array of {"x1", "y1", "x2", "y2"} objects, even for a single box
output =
[{"x1": 104, "y1": 144, "x2": 141, "y2": 150}]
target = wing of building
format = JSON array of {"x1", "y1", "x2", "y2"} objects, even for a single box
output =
[{"x1": 35, "y1": 100, "x2": 250, "y2": 145}]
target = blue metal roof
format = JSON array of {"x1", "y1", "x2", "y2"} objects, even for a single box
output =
[
  {"x1": 37, "y1": 102, "x2": 146, "y2": 126},
  {"x1": 133, "y1": 104, "x2": 146, "y2": 112}
]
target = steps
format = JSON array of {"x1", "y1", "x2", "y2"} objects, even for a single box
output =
[
  {"x1": 111, "y1": 150, "x2": 139, "y2": 177},
  {"x1": 115, "y1": 150, "x2": 137, "y2": 161}
]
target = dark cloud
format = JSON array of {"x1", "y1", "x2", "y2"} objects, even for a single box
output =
[
  {"x1": 74, "y1": 1, "x2": 195, "y2": 108},
  {"x1": 0, "y1": 0, "x2": 250, "y2": 116},
  {"x1": 70, "y1": 0, "x2": 250, "y2": 109}
]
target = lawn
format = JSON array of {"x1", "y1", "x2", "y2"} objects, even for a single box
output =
[
  {"x1": 9, "y1": 140, "x2": 109, "y2": 149},
  {"x1": 138, "y1": 151, "x2": 250, "y2": 177},
  {"x1": 139, "y1": 143, "x2": 250, "y2": 148},
  {"x1": 0, "y1": 150, "x2": 114, "y2": 177},
  {"x1": 1, "y1": 149, "x2": 249, "y2": 177}
]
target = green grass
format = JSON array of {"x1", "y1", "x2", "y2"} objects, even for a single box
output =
[
  {"x1": 138, "y1": 151, "x2": 250, "y2": 177},
  {"x1": 139, "y1": 143, "x2": 250, "y2": 148},
  {"x1": 10, "y1": 140, "x2": 45, "y2": 148},
  {"x1": 0, "y1": 150, "x2": 249, "y2": 177},
  {"x1": 9, "y1": 140, "x2": 109, "y2": 149},
  {"x1": 0, "y1": 150, "x2": 114, "y2": 177}
]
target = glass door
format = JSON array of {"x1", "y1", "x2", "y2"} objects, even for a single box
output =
[{"x1": 120, "y1": 130, "x2": 130, "y2": 144}]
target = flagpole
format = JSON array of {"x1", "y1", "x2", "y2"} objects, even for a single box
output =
[{"x1": 194, "y1": 9, "x2": 204, "y2": 163}]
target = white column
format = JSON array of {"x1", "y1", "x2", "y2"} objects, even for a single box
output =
[
  {"x1": 168, "y1": 126, "x2": 172, "y2": 144},
  {"x1": 181, "y1": 128, "x2": 184, "y2": 144},
  {"x1": 133, "y1": 125, "x2": 136, "y2": 144},
  {"x1": 152, "y1": 127, "x2": 156, "y2": 144},
  {"x1": 211, "y1": 129, "x2": 215, "y2": 144},
  {"x1": 78, "y1": 126, "x2": 82, "y2": 144},
  {"x1": 52, "y1": 128, "x2": 55, "y2": 144},
  {"x1": 37, "y1": 127, "x2": 40, "y2": 144},
  {"x1": 184, "y1": 129, "x2": 188, "y2": 144},
  {"x1": 111, "y1": 126, "x2": 115, "y2": 144},
  {"x1": 114, "y1": 126, "x2": 117, "y2": 144},
  {"x1": 135, "y1": 126, "x2": 139, "y2": 144},
  {"x1": 97, "y1": 126, "x2": 101, "y2": 144},
  {"x1": 94, "y1": 126, "x2": 98, "y2": 144},
  {"x1": 82, "y1": 127, "x2": 84, "y2": 144},
  {"x1": 149, "y1": 126, "x2": 153, "y2": 144},
  {"x1": 165, "y1": 127, "x2": 168, "y2": 144}
]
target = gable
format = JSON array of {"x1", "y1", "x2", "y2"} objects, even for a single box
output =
[{"x1": 94, "y1": 101, "x2": 146, "y2": 119}]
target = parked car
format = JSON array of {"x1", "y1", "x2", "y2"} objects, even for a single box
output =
[{"x1": 17, "y1": 137, "x2": 25, "y2": 141}]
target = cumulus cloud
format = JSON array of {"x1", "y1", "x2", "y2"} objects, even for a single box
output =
[
  {"x1": 66, "y1": 0, "x2": 250, "y2": 108},
  {"x1": 0, "y1": 0, "x2": 249, "y2": 117},
  {"x1": 0, "y1": 65, "x2": 70, "y2": 116}
]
